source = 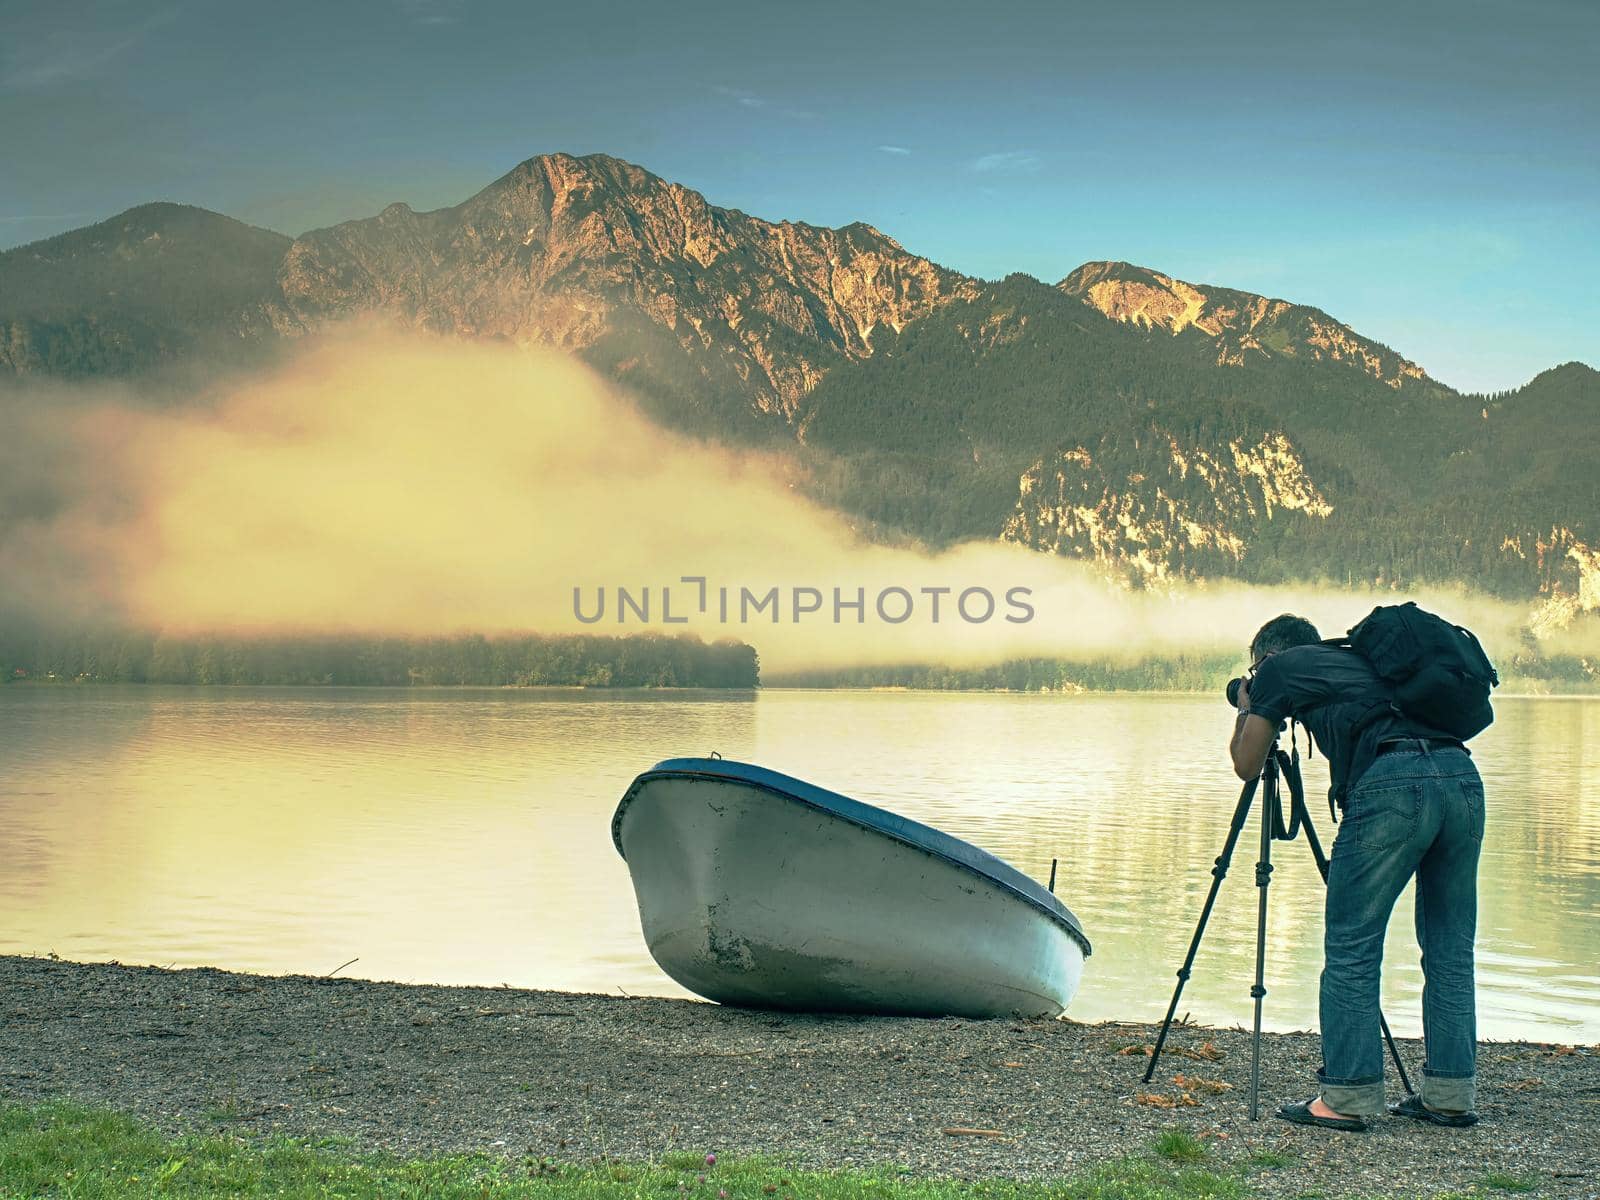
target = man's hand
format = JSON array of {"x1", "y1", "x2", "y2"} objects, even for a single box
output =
[{"x1": 1229, "y1": 677, "x2": 1274, "y2": 780}]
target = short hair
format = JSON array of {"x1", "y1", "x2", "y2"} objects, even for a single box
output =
[{"x1": 1250, "y1": 614, "x2": 1321, "y2": 663}]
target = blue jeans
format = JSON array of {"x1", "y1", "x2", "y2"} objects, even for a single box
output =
[{"x1": 1318, "y1": 740, "x2": 1484, "y2": 1118}]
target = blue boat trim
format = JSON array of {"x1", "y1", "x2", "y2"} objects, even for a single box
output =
[{"x1": 612, "y1": 756, "x2": 1091, "y2": 957}]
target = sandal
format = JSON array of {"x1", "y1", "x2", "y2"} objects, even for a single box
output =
[
  {"x1": 1276, "y1": 1097, "x2": 1368, "y2": 1132},
  {"x1": 1388, "y1": 1093, "x2": 1479, "y2": 1127}
]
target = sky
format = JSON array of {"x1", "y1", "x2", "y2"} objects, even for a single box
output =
[{"x1": 2, "y1": 0, "x2": 1595, "y2": 394}]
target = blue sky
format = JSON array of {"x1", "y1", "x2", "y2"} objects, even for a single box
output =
[{"x1": 2, "y1": 0, "x2": 1594, "y2": 392}]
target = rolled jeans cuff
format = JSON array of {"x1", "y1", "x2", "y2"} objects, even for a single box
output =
[
  {"x1": 1421, "y1": 1069, "x2": 1476, "y2": 1113},
  {"x1": 1317, "y1": 1069, "x2": 1385, "y2": 1119}
]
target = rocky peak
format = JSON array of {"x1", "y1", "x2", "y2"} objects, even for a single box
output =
[
  {"x1": 1059, "y1": 261, "x2": 1217, "y2": 334},
  {"x1": 1059, "y1": 260, "x2": 1430, "y2": 389},
  {"x1": 275, "y1": 151, "x2": 978, "y2": 421}
]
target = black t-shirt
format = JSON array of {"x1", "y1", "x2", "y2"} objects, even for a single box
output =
[{"x1": 1246, "y1": 643, "x2": 1427, "y2": 803}]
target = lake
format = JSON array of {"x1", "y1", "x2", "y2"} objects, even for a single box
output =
[{"x1": 1, "y1": 687, "x2": 1595, "y2": 1042}]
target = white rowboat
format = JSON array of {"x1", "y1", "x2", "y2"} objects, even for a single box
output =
[{"x1": 612, "y1": 757, "x2": 1090, "y2": 1018}]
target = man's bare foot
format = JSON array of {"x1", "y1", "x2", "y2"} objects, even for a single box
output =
[{"x1": 1309, "y1": 1096, "x2": 1363, "y2": 1122}]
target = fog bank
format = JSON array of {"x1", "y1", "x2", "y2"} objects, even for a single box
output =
[{"x1": 0, "y1": 328, "x2": 1579, "y2": 674}]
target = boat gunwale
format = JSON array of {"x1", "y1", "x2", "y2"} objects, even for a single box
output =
[{"x1": 612, "y1": 757, "x2": 1091, "y2": 957}]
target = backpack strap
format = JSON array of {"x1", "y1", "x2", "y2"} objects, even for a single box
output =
[
  {"x1": 1291, "y1": 717, "x2": 1314, "y2": 762},
  {"x1": 1333, "y1": 699, "x2": 1400, "y2": 816},
  {"x1": 1270, "y1": 744, "x2": 1305, "y2": 841}
]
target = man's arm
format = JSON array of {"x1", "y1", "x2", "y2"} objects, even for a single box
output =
[{"x1": 1229, "y1": 678, "x2": 1277, "y2": 780}]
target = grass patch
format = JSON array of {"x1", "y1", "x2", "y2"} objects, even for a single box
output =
[
  {"x1": 1477, "y1": 1172, "x2": 1537, "y2": 1193},
  {"x1": 659, "y1": 1151, "x2": 716, "y2": 1171},
  {"x1": 1151, "y1": 1130, "x2": 1207, "y2": 1165},
  {"x1": 0, "y1": 1100, "x2": 1248, "y2": 1199},
  {"x1": 1244, "y1": 1149, "x2": 1295, "y2": 1169}
]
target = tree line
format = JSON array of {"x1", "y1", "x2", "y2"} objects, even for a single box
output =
[
  {"x1": 1, "y1": 630, "x2": 760, "y2": 689},
  {"x1": 5, "y1": 628, "x2": 1588, "y2": 693},
  {"x1": 766, "y1": 648, "x2": 1594, "y2": 693}
]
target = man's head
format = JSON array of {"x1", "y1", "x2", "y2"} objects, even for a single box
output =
[{"x1": 1250, "y1": 613, "x2": 1321, "y2": 667}]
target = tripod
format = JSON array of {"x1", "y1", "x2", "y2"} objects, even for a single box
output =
[{"x1": 1142, "y1": 742, "x2": 1415, "y2": 1118}]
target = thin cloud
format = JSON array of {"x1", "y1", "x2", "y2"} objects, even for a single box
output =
[
  {"x1": 972, "y1": 150, "x2": 1043, "y2": 174},
  {"x1": 878, "y1": 145, "x2": 912, "y2": 156},
  {"x1": 2, "y1": 8, "x2": 179, "y2": 90},
  {"x1": 711, "y1": 86, "x2": 813, "y2": 118},
  {"x1": 397, "y1": 0, "x2": 463, "y2": 25},
  {"x1": 713, "y1": 85, "x2": 767, "y2": 109}
]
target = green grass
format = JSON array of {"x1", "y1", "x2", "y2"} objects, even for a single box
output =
[
  {"x1": 0, "y1": 1100, "x2": 1249, "y2": 1200},
  {"x1": 1476, "y1": 1172, "x2": 1537, "y2": 1194},
  {"x1": 658, "y1": 1151, "x2": 715, "y2": 1172},
  {"x1": 1243, "y1": 1149, "x2": 1295, "y2": 1170},
  {"x1": 1151, "y1": 1131, "x2": 1207, "y2": 1165}
]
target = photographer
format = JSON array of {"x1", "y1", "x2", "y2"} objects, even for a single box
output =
[{"x1": 1228, "y1": 613, "x2": 1484, "y2": 1132}]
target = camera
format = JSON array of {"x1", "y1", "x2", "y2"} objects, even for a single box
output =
[{"x1": 1225, "y1": 672, "x2": 1252, "y2": 708}]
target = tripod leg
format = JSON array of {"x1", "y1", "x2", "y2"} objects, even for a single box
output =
[
  {"x1": 1144, "y1": 778, "x2": 1258, "y2": 1084},
  {"x1": 1297, "y1": 795, "x2": 1417, "y2": 1096},
  {"x1": 1250, "y1": 779, "x2": 1274, "y2": 1120}
]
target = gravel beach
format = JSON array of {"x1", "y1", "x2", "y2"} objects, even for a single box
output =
[{"x1": 1, "y1": 956, "x2": 1595, "y2": 1197}]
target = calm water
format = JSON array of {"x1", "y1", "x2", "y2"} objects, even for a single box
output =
[{"x1": 2, "y1": 687, "x2": 1596, "y2": 1042}]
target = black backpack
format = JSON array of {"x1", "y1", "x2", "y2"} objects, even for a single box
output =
[
  {"x1": 1319, "y1": 602, "x2": 1499, "y2": 814},
  {"x1": 1336, "y1": 601, "x2": 1499, "y2": 740}
]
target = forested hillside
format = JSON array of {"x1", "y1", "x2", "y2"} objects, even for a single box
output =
[
  {"x1": 796, "y1": 274, "x2": 1595, "y2": 601},
  {"x1": 0, "y1": 204, "x2": 290, "y2": 376}
]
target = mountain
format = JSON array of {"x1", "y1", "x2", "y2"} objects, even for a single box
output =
[
  {"x1": 0, "y1": 158, "x2": 975, "y2": 434},
  {"x1": 798, "y1": 272, "x2": 1463, "y2": 531},
  {"x1": 0, "y1": 204, "x2": 290, "y2": 376},
  {"x1": 793, "y1": 270, "x2": 1592, "y2": 605},
  {"x1": 1058, "y1": 260, "x2": 1429, "y2": 389},
  {"x1": 274, "y1": 154, "x2": 974, "y2": 434},
  {"x1": 0, "y1": 153, "x2": 1594, "y2": 621}
]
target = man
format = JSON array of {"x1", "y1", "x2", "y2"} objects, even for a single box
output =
[{"x1": 1229, "y1": 613, "x2": 1484, "y2": 1132}]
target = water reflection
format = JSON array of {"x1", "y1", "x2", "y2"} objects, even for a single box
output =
[{"x1": 0, "y1": 687, "x2": 1594, "y2": 1040}]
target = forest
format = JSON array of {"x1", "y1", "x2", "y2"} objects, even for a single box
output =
[{"x1": 0, "y1": 629, "x2": 760, "y2": 689}]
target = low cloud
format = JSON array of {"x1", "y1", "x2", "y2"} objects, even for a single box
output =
[{"x1": 0, "y1": 327, "x2": 1583, "y2": 676}]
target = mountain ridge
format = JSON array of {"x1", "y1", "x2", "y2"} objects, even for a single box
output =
[
  {"x1": 1, "y1": 151, "x2": 1594, "y2": 634},
  {"x1": 1058, "y1": 259, "x2": 1430, "y2": 389},
  {"x1": 258, "y1": 151, "x2": 977, "y2": 429},
  {"x1": 3, "y1": 154, "x2": 1578, "y2": 399}
]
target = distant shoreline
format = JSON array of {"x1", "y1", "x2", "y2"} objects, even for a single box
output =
[
  {"x1": 4, "y1": 678, "x2": 1597, "y2": 698},
  {"x1": 8, "y1": 627, "x2": 1592, "y2": 694}
]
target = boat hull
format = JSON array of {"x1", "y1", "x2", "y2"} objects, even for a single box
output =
[{"x1": 613, "y1": 762, "x2": 1087, "y2": 1018}]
